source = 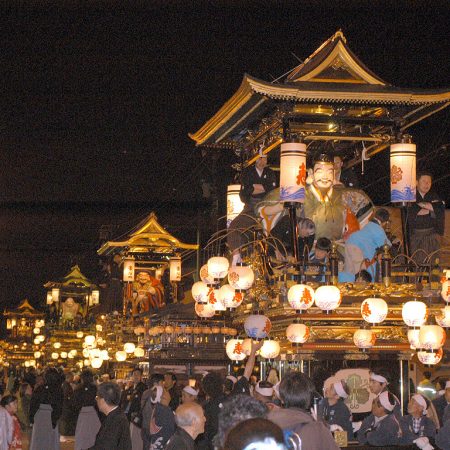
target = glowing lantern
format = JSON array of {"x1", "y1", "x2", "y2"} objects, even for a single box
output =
[
  {"x1": 219, "y1": 284, "x2": 244, "y2": 309},
  {"x1": 228, "y1": 264, "x2": 255, "y2": 291},
  {"x1": 34, "y1": 351, "x2": 41, "y2": 358},
  {"x1": 206, "y1": 287, "x2": 225, "y2": 312},
  {"x1": 408, "y1": 329, "x2": 421, "y2": 350},
  {"x1": 51, "y1": 288, "x2": 60, "y2": 303},
  {"x1": 225, "y1": 339, "x2": 246, "y2": 362},
  {"x1": 419, "y1": 325, "x2": 446, "y2": 351},
  {"x1": 192, "y1": 281, "x2": 209, "y2": 304},
  {"x1": 68, "y1": 350, "x2": 77, "y2": 358},
  {"x1": 315, "y1": 285, "x2": 341, "y2": 313},
  {"x1": 242, "y1": 338, "x2": 261, "y2": 356},
  {"x1": 82, "y1": 348, "x2": 90, "y2": 358},
  {"x1": 100, "y1": 350, "x2": 109, "y2": 360},
  {"x1": 286, "y1": 321, "x2": 310, "y2": 345},
  {"x1": 91, "y1": 290, "x2": 100, "y2": 305},
  {"x1": 51, "y1": 352, "x2": 59, "y2": 360},
  {"x1": 390, "y1": 141, "x2": 416, "y2": 202},
  {"x1": 353, "y1": 329, "x2": 376, "y2": 350},
  {"x1": 53, "y1": 342, "x2": 61, "y2": 349},
  {"x1": 244, "y1": 313, "x2": 272, "y2": 340},
  {"x1": 124, "y1": 342, "x2": 136, "y2": 354},
  {"x1": 33, "y1": 327, "x2": 40, "y2": 334},
  {"x1": 91, "y1": 357, "x2": 103, "y2": 369},
  {"x1": 287, "y1": 284, "x2": 315, "y2": 313},
  {"x1": 123, "y1": 256, "x2": 135, "y2": 282},
  {"x1": 441, "y1": 281, "x2": 450, "y2": 303},
  {"x1": 279, "y1": 141, "x2": 307, "y2": 203},
  {"x1": 84, "y1": 335, "x2": 96, "y2": 346},
  {"x1": 115, "y1": 351, "x2": 127, "y2": 362},
  {"x1": 134, "y1": 347, "x2": 145, "y2": 358},
  {"x1": 418, "y1": 348, "x2": 443, "y2": 366},
  {"x1": 170, "y1": 256, "x2": 182, "y2": 282},
  {"x1": 260, "y1": 339, "x2": 281, "y2": 360},
  {"x1": 195, "y1": 302, "x2": 215, "y2": 319},
  {"x1": 227, "y1": 184, "x2": 245, "y2": 227},
  {"x1": 436, "y1": 306, "x2": 450, "y2": 328},
  {"x1": 60, "y1": 352, "x2": 68, "y2": 359},
  {"x1": 207, "y1": 256, "x2": 229, "y2": 280},
  {"x1": 361, "y1": 298, "x2": 388, "y2": 325},
  {"x1": 76, "y1": 331, "x2": 84, "y2": 339},
  {"x1": 200, "y1": 264, "x2": 215, "y2": 285},
  {"x1": 84, "y1": 359, "x2": 91, "y2": 366},
  {"x1": 402, "y1": 301, "x2": 428, "y2": 327},
  {"x1": 37, "y1": 335, "x2": 45, "y2": 342},
  {"x1": 46, "y1": 292, "x2": 53, "y2": 305}
]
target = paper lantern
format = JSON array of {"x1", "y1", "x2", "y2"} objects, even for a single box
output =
[
  {"x1": 68, "y1": 350, "x2": 77, "y2": 358},
  {"x1": 84, "y1": 335, "x2": 96, "y2": 346},
  {"x1": 244, "y1": 313, "x2": 272, "y2": 340},
  {"x1": 51, "y1": 352, "x2": 59, "y2": 360},
  {"x1": 390, "y1": 142, "x2": 416, "y2": 202},
  {"x1": 123, "y1": 256, "x2": 135, "y2": 282},
  {"x1": 46, "y1": 292, "x2": 53, "y2": 305},
  {"x1": 206, "y1": 287, "x2": 225, "y2": 312},
  {"x1": 192, "y1": 281, "x2": 209, "y2": 304},
  {"x1": 76, "y1": 331, "x2": 84, "y2": 339},
  {"x1": 195, "y1": 302, "x2": 215, "y2": 318},
  {"x1": 228, "y1": 264, "x2": 255, "y2": 291},
  {"x1": 418, "y1": 348, "x2": 443, "y2": 366},
  {"x1": 225, "y1": 339, "x2": 246, "y2": 362},
  {"x1": 353, "y1": 329, "x2": 376, "y2": 349},
  {"x1": 82, "y1": 348, "x2": 90, "y2": 358},
  {"x1": 33, "y1": 327, "x2": 40, "y2": 334},
  {"x1": 315, "y1": 285, "x2": 341, "y2": 313},
  {"x1": 200, "y1": 264, "x2": 215, "y2": 285},
  {"x1": 279, "y1": 142, "x2": 307, "y2": 203},
  {"x1": 361, "y1": 298, "x2": 388, "y2": 325},
  {"x1": 91, "y1": 290, "x2": 100, "y2": 305},
  {"x1": 91, "y1": 357, "x2": 103, "y2": 369},
  {"x1": 287, "y1": 284, "x2": 315, "y2": 313},
  {"x1": 207, "y1": 257, "x2": 229, "y2": 280},
  {"x1": 242, "y1": 338, "x2": 261, "y2": 356},
  {"x1": 124, "y1": 342, "x2": 136, "y2": 354},
  {"x1": 100, "y1": 350, "x2": 109, "y2": 360},
  {"x1": 419, "y1": 325, "x2": 446, "y2": 351},
  {"x1": 218, "y1": 284, "x2": 236, "y2": 308},
  {"x1": 53, "y1": 342, "x2": 61, "y2": 349},
  {"x1": 134, "y1": 347, "x2": 145, "y2": 357},
  {"x1": 408, "y1": 329, "x2": 421, "y2": 350},
  {"x1": 115, "y1": 351, "x2": 127, "y2": 362},
  {"x1": 227, "y1": 184, "x2": 245, "y2": 227},
  {"x1": 60, "y1": 352, "x2": 68, "y2": 359},
  {"x1": 51, "y1": 288, "x2": 60, "y2": 303},
  {"x1": 286, "y1": 321, "x2": 310, "y2": 344},
  {"x1": 34, "y1": 351, "x2": 41, "y2": 358},
  {"x1": 402, "y1": 301, "x2": 428, "y2": 327},
  {"x1": 436, "y1": 306, "x2": 450, "y2": 328},
  {"x1": 170, "y1": 256, "x2": 182, "y2": 282},
  {"x1": 441, "y1": 281, "x2": 450, "y2": 303},
  {"x1": 260, "y1": 339, "x2": 281, "y2": 359},
  {"x1": 84, "y1": 359, "x2": 91, "y2": 366}
]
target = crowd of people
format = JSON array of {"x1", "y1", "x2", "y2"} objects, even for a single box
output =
[{"x1": 2, "y1": 342, "x2": 450, "y2": 450}]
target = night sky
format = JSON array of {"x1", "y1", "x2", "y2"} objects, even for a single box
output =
[{"x1": 0, "y1": 1, "x2": 449, "y2": 311}]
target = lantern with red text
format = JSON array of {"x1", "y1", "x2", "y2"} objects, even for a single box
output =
[
  {"x1": 361, "y1": 298, "x2": 388, "y2": 325},
  {"x1": 287, "y1": 285, "x2": 315, "y2": 313},
  {"x1": 441, "y1": 281, "x2": 450, "y2": 303},
  {"x1": 418, "y1": 348, "x2": 443, "y2": 367},
  {"x1": 207, "y1": 257, "x2": 229, "y2": 280},
  {"x1": 353, "y1": 329, "x2": 376, "y2": 350},
  {"x1": 244, "y1": 313, "x2": 272, "y2": 340},
  {"x1": 436, "y1": 306, "x2": 450, "y2": 328},
  {"x1": 279, "y1": 142, "x2": 307, "y2": 203},
  {"x1": 195, "y1": 302, "x2": 215, "y2": 319},
  {"x1": 408, "y1": 329, "x2": 421, "y2": 350},
  {"x1": 402, "y1": 300, "x2": 428, "y2": 327},
  {"x1": 286, "y1": 320, "x2": 310, "y2": 345},
  {"x1": 228, "y1": 264, "x2": 255, "y2": 291},
  {"x1": 226, "y1": 339, "x2": 246, "y2": 362},
  {"x1": 192, "y1": 281, "x2": 209, "y2": 304}
]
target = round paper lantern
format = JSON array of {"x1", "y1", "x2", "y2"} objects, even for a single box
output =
[
  {"x1": 361, "y1": 298, "x2": 388, "y2": 325},
  {"x1": 37, "y1": 335, "x2": 45, "y2": 342},
  {"x1": 33, "y1": 327, "x2": 40, "y2": 334},
  {"x1": 68, "y1": 350, "x2": 77, "y2": 358},
  {"x1": 84, "y1": 335, "x2": 96, "y2": 346},
  {"x1": 315, "y1": 285, "x2": 341, "y2": 313},
  {"x1": 82, "y1": 348, "x2": 90, "y2": 358},
  {"x1": 192, "y1": 281, "x2": 209, "y2": 304},
  {"x1": 53, "y1": 342, "x2": 61, "y2": 349},
  {"x1": 390, "y1": 142, "x2": 416, "y2": 203},
  {"x1": 418, "y1": 348, "x2": 443, "y2": 366},
  {"x1": 165, "y1": 326, "x2": 174, "y2": 334},
  {"x1": 207, "y1": 287, "x2": 225, "y2": 312},
  {"x1": 124, "y1": 342, "x2": 136, "y2": 354},
  {"x1": 115, "y1": 351, "x2": 127, "y2": 362},
  {"x1": 51, "y1": 352, "x2": 59, "y2": 360},
  {"x1": 207, "y1": 256, "x2": 229, "y2": 280},
  {"x1": 134, "y1": 347, "x2": 145, "y2": 358},
  {"x1": 228, "y1": 328, "x2": 238, "y2": 336},
  {"x1": 227, "y1": 184, "x2": 245, "y2": 227},
  {"x1": 287, "y1": 284, "x2": 315, "y2": 312},
  {"x1": 228, "y1": 264, "x2": 255, "y2": 291},
  {"x1": 195, "y1": 302, "x2": 215, "y2": 319},
  {"x1": 441, "y1": 281, "x2": 450, "y2": 303},
  {"x1": 34, "y1": 351, "x2": 41, "y2": 359},
  {"x1": 260, "y1": 339, "x2": 280, "y2": 359},
  {"x1": 33, "y1": 338, "x2": 40, "y2": 345},
  {"x1": 211, "y1": 326, "x2": 220, "y2": 334},
  {"x1": 201, "y1": 326, "x2": 211, "y2": 334},
  {"x1": 218, "y1": 284, "x2": 237, "y2": 309},
  {"x1": 353, "y1": 329, "x2": 376, "y2": 349},
  {"x1": 402, "y1": 301, "x2": 428, "y2": 327},
  {"x1": 279, "y1": 141, "x2": 307, "y2": 203},
  {"x1": 408, "y1": 329, "x2": 421, "y2": 350},
  {"x1": 244, "y1": 313, "x2": 272, "y2": 340},
  {"x1": 76, "y1": 331, "x2": 84, "y2": 339},
  {"x1": 419, "y1": 325, "x2": 446, "y2": 351},
  {"x1": 242, "y1": 338, "x2": 261, "y2": 356},
  {"x1": 225, "y1": 339, "x2": 246, "y2": 362},
  {"x1": 100, "y1": 350, "x2": 109, "y2": 361},
  {"x1": 436, "y1": 306, "x2": 450, "y2": 328},
  {"x1": 84, "y1": 359, "x2": 91, "y2": 366},
  {"x1": 60, "y1": 352, "x2": 68, "y2": 359},
  {"x1": 91, "y1": 357, "x2": 103, "y2": 369},
  {"x1": 286, "y1": 321, "x2": 310, "y2": 344},
  {"x1": 200, "y1": 264, "x2": 215, "y2": 285}
]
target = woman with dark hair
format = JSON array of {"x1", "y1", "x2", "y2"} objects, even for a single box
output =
[
  {"x1": 72, "y1": 369, "x2": 100, "y2": 450},
  {"x1": 29, "y1": 368, "x2": 64, "y2": 450}
]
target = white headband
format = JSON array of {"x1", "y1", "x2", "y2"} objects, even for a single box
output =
[
  {"x1": 255, "y1": 382, "x2": 274, "y2": 397},
  {"x1": 446, "y1": 381, "x2": 450, "y2": 390},
  {"x1": 183, "y1": 386, "x2": 198, "y2": 396},
  {"x1": 273, "y1": 381, "x2": 281, "y2": 400},
  {"x1": 226, "y1": 375, "x2": 237, "y2": 384},
  {"x1": 412, "y1": 394, "x2": 427, "y2": 412},
  {"x1": 333, "y1": 381, "x2": 348, "y2": 399},
  {"x1": 378, "y1": 391, "x2": 395, "y2": 412},
  {"x1": 151, "y1": 386, "x2": 163, "y2": 404},
  {"x1": 370, "y1": 373, "x2": 388, "y2": 385}
]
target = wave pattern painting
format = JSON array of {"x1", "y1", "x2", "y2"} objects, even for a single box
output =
[{"x1": 280, "y1": 186, "x2": 305, "y2": 201}]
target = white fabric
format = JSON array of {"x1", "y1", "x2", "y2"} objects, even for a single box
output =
[
  {"x1": 352, "y1": 421, "x2": 362, "y2": 432},
  {"x1": 379, "y1": 391, "x2": 395, "y2": 412},
  {"x1": 333, "y1": 381, "x2": 348, "y2": 399},
  {"x1": 412, "y1": 394, "x2": 428, "y2": 412},
  {"x1": 370, "y1": 373, "x2": 388, "y2": 384},
  {"x1": 151, "y1": 386, "x2": 163, "y2": 404},
  {"x1": 273, "y1": 382, "x2": 281, "y2": 400},
  {"x1": 182, "y1": 386, "x2": 198, "y2": 396},
  {"x1": 414, "y1": 436, "x2": 434, "y2": 450},
  {"x1": 0, "y1": 406, "x2": 13, "y2": 450},
  {"x1": 255, "y1": 382, "x2": 273, "y2": 397}
]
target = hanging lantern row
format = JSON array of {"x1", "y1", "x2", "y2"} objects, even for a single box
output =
[
  {"x1": 287, "y1": 284, "x2": 341, "y2": 314},
  {"x1": 148, "y1": 324, "x2": 238, "y2": 336},
  {"x1": 226, "y1": 337, "x2": 281, "y2": 362}
]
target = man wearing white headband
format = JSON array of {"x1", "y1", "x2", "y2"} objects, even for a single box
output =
[
  {"x1": 357, "y1": 391, "x2": 403, "y2": 446},
  {"x1": 253, "y1": 381, "x2": 278, "y2": 411},
  {"x1": 182, "y1": 386, "x2": 198, "y2": 404},
  {"x1": 432, "y1": 379, "x2": 450, "y2": 427},
  {"x1": 318, "y1": 377, "x2": 353, "y2": 439},
  {"x1": 369, "y1": 369, "x2": 401, "y2": 417}
]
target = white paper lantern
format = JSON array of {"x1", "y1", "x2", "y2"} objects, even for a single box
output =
[
  {"x1": 286, "y1": 321, "x2": 310, "y2": 344},
  {"x1": 33, "y1": 327, "x2": 40, "y2": 334},
  {"x1": 192, "y1": 281, "x2": 209, "y2": 304},
  {"x1": 84, "y1": 335, "x2": 96, "y2": 346},
  {"x1": 33, "y1": 338, "x2": 40, "y2": 345},
  {"x1": 68, "y1": 350, "x2": 77, "y2": 358},
  {"x1": 418, "y1": 348, "x2": 444, "y2": 366},
  {"x1": 390, "y1": 142, "x2": 416, "y2": 202},
  {"x1": 46, "y1": 292, "x2": 53, "y2": 305},
  {"x1": 60, "y1": 352, "x2": 68, "y2": 359},
  {"x1": 353, "y1": 329, "x2": 376, "y2": 349},
  {"x1": 408, "y1": 329, "x2": 421, "y2": 350},
  {"x1": 287, "y1": 284, "x2": 315, "y2": 312},
  {"x1": 100, "y1": 350, "x2": 109, "y2": 361},
  {"x1": 37, "y1": 335, "x2": 45, "y2": 342},
  {"x1": 241, "y1": 338, "x2": 261, "y2": 356},
  {"x1": 51, "y1": 352, "x2": 59, "y2": 360},
  {"x1": 225, "y1": 339, "x2": 246, "y2": 362},
  {"x1": 123, "y1": 256, "x2": 135, "y2": 282},
  {"x1": 206, "y1": 287, "x2": 224, "y2": 312},
  {"x1": 91, "y1": 290, "x2": 100, "y2": 305},
  {"x1": 76, "y1": 331, "x2": 84, "y2": 339},
  {"x1": 207, "y1": 256, "x2": 229, "y2": 280},
  {"x1": 441, "y1": 281, "x2": 450, "y2": 303},
  {"x1": 51, "y1": 288, "x2": 60, "y2": 303},
  {"x1": 402, "y1": 301, "x2": 428, "y2": 327},
  {"x1": 260, "y1": 339, "x2": 280, "y2": 359},
  {"x1": 279, "y1": 142, "x2": 307, "y2": 203},
  {"x1": 91, "y1": 357, "x2": 103, "y2": 369},
  {"x1": 361, "y1": 298, "x2": 388, "y2": 325},
  {"x1": 315, "y1": 285, "x2": 341, "y2": 313},
  {"x1": 227, "y1": 184, "x2": 245, "y2": 227},
  {"x1": 34, "y1": 351, "x2": 41, "y2": 359},
  {"x1": 82, "y1": 348, "x2": 90, "y2": 358},
  {"x1": 170, "y1": 256, "x2": 182, "y2": 282},
  {"x1": 228, "y1": 264, "x2": 255, "y2": 291},
  {"x1": 244, "y1": 313, "x2": 272, "y2": 340},
  {"x1": 53, "y1": 342, "x2": 61, "y2": 349},
  {"x1": 419, "y1": 325, "x2": 446, "y2": 351},
  {"x1": 200, "y1": 264, "x2": 215, "y2": 285},
  {"x1": 194, "y1": 302, "x2": 215, "y2": 318},
  {"x1": 84, "y1": 359, "x2": 91, "y2": 366},
  {"x1": 124, "y1": 342, "x2": 136, "y2": 354},
  {"x1": 134, "y1": 347, "x2": 145, "y2": 358},
  {"x1": 115, "y1": 351, "x2": 127, "y2": 362},
  {"x1": 436, "y1": 306, "x2": 450, "y2": 328},
  {"x1": 218, "y1": 284, "x2": 236, "y2": 308}
]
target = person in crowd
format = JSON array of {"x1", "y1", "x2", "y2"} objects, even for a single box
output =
[
  {"x1": 88, "y1": 381, "x2": 131, "y2": 450},
  {"x1": 267, "y1": 371, "x2": 339, "y2": 450},
  {"x1": 357, "y1": 391, "x2": 403, "y2": 446},
  {"x1": 148, "y1": 385, "x2": 176, "y2": 450},
  {"x1": 164, "y1": 372, "x2": 180, "y2": 411},
  {"x1": 124, "y1": 368, "x2": 146, "y2": 450},
  {"x1": 231, "y1": 341, "x2": 264, "y2": 396},
  {"x1": 60, "y1": 371, "x2": 76, "y2": 441},
  {"x1": 252, "y1": 381, "x2": 278, "y2": 411},
  {"x1": 407, "y1": 171, "x2": 445, "y2": 265},
  {"x1": 266, "y1": 368, "x2": 279, "y2": 387},
  {"x1": 165, "y1": 402, "x2": 206, "y2": 450},
  {"x1": 318, "y1": 378, "x2": 353, "y2": 440},
  {"x1": 72, "y1": 369, "x2": 100, "y2": 450},
  {"x1": 340, "y1": 208, "x2": 391, "y2": 282},
  {"x1": 228, "y1": 151, "x2": 278, "y2": 265},
  {"x1": 309, "y1": 237, "x2": 332, "y2": 282},
  {"x1": 435, "y1": 378, "x2": 447, "y2": 397},
  {"x1": 29, "y1": 367, "x2": 63, "y2": 450},
  {"x1": 223, "y1": 376, "x2": 237, "y2": 397},
  {"x1": 368, "y1": 369, "x2": 401, "y2": 417},
  {"x1": 0, "y1": 386, "x2": 14, "y2": 450},
  {"x1": 400, "y1": 393, "x2": 436, "y2": 444},
  {"x1": 1, "y1": 395, "x2": 22, "y2": 450},
  {"x1": 141, "y1": 374, "x2": 164, "y2": 450},
  {"x1": 215, "y1": 394, "x2": 268, "y2": 450},
  {"x1": 182, "y1": 386, "x2": 199, "y2": 404},
  {"x1": 16, "y1": 383, "x2": 32, "y2": 432},
  {"x1": 418, "y1": 371, "x2": 437, "y2": 401},
  {"x1": 333, "y1": 154, "x2": 359, "y2": 188},
  {"x1": 223, "y1": 417, "x2": 287, "y2": 450},
  {"x1": 436, "y1": 417, "x2": 450, "y2": 450},
  {"x1": 432, "y1": 380, "x2": 450, "y2": 427}
]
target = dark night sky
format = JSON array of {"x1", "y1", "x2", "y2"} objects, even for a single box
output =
[{"x1": 0, "y1": 0, "x2": 449, "y2": 310}]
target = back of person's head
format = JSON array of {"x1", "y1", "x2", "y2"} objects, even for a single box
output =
[
  {"x1": 0, "y1": 395, "x2": 17, "y2": 408},
  {"x1": 316, "y1": 237, "x2": 331, "y2": 252},
  {"x1": 370, "y1": 367, "x2": 391, "y2": 385},
  {"x1": 423, "y1": 371, "x2": 432, "y2": 379},
  {"x1": 298, "y1": 218, "x2": 316, "y2": 236},
  {"x1": 149, "y1": 373, "x2": 164, "y2": 387},
  {"x1": 374, "y1": 208, "x2": 390, "y2": 224},
  {"x1": 355, "y1": 270, "x2": 372, "y2": 283},
  {"x1": 224, "y1": 418, "x2": 286, "y2": 450},
  {"x1": 202, "y1": 372, "x2": 223, "y2": 399},
  {"x1": 166, "y1": 372, "x2": 177, "y2": 382},
  {"x1": 175, "y1": 402, "x2": 204, "y2": 428},
  {"x1": 18, "y1": 383, "x2": 30, "y2": 398},
  {"x1": 44, "y1": 367, "x2": 62, "y2": 388},
  {"x1": 279, "y1": 371, "x2": 315, "y2": 410},
  {"x1": 80, "y1": 369, "x2": 94, "y2": 386},
  {"x1": 223, "y1": 378, "x2": 235, "y2": 394},
  {"x1": 97, "y1": 382, "x2": 121, "y2": 407},
  {"x1": 217, "y1": 394, "x2": 268, "y2": 449}
]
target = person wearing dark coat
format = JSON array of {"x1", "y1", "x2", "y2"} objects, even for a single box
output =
[
  {"x1": 59, "y1": 372, "x2": 77, "y2": 438},
  {"x1": 149, "y1": 386, "x2": 176, "y2": 450},
  {"x1": 88, "y1": 382, "x2": 131, "y2": 450},
  {"x1": 400, "y1": 393, "x2": 436, "y2": 444},
  {"x1": 163, "y1": 373, "x2": 180, "y2": 412},
  {"x1": 432, "y1": 381, "x2": 450, "y2": 427},
  {"x1": 368, "y1": 369, "x2": 402, "y2": 418},
  {"x1": 436, "y1": 417, "x2": 450, "y2": 450},
  {"x1": 333, "y1": 155, "x2": 359, "y2": 188}
]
